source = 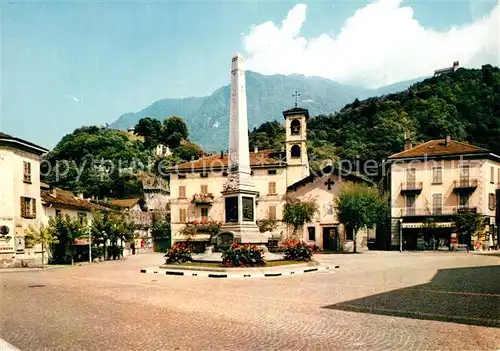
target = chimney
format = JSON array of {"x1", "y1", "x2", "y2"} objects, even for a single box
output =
[
  {"x1": 445, "y1": 135, "x2": 451, "y2": 146},
  {"x1": 77, "y1": 193, "x2": 84, "y2": 199},
  {"x1": 254, "y1": 146, "x2": 258, "y2": 153},
  {"x1": 404, "y1": 135, "x2": 412, "y2": 151},
  {"x1": 220, "y1": 150, "x2": 223, "y2": 159},
  {"x1": 51, "y1": 188, "x2": 57, "y2": 197},
  {"x1": 453, "y1": 61, "x2": 459, "y2": 71}
]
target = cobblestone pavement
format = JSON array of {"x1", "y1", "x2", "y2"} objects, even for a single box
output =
[{"x1": 1, "y1": 252, "x2": 499, "y2": 351}]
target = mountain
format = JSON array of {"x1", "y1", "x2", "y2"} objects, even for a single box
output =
[{"x1": 110, "y1": 71, "x2": 427, "y2": 151}]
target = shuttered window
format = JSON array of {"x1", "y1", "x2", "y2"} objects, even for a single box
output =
[
  {"x1": 179, "y1": 208, "x2": 186, "y2": 223},
  {"x1": 268, "y1": 205, "x2": 277, "y2": 220},
  {"x1": 20, "y1": 197, "x2": 36, "y2": 218},
  {"x1": 179, "y1": 186, "x2": 186, "y2": 198},
  {"x1": 23, "y1": 162, "x2": 32, "y2": 183},
  {"x1": 268, "y1": 182, "x2": 276, "y2": 195}
]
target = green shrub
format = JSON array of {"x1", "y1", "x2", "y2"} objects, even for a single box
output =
[
  {"x1": 280, "y1": 240, "x2": 319, "y2": 261},
  {"x1": 221, "y1": 242, "x2": 266, "y2": 267},
  {"x1": 164, "y1": 241, "x2": 192, "y2": 264}
]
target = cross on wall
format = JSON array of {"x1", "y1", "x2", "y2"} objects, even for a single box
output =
[{"x1": 324, "y1": 178, "x2": 335, "y2": 190}]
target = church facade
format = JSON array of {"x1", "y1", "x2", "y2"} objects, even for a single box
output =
[{"x1": 167, "y1": 106, "x2": 372, "y2": 251}]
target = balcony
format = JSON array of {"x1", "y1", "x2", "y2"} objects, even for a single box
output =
[
  {"x1": 453, "y1": 179, "x2": 478, "y2": 192},
  {"x1": 400, "y1": 182, "x2": 423, "y2": 194},
  {"x1": 401, "y1": 206, "x2": 477, "y2": 217},
  {"x1": 191, "y1": 193, "x2": 214, "y2": 205}
]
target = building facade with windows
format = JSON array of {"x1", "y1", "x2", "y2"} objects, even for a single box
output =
[
  {"x1": 167, "y1": 107, "x2": 311, "y2": 248},
  {"x1": 0, "y1": 132, "x2": 48, "y2": 266},
  {"x1": 384, "y1": 136, "x2": 500, "y2": 250},
  {"x1": 286, "y1": 166, "x2": 375, "y2": 252}
]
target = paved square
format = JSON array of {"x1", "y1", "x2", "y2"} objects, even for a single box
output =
[{"x1": 1, "y1": 252, "x2": 499, "y2": 350}]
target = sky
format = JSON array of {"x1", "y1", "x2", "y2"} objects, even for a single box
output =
[{"x1": 1, "y1": 0, "x2": 498, "y2": 149}]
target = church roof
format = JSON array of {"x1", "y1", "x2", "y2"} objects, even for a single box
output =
[
  {"x1": 169, "y1": 150, "x2": 286, "y2": 172},
  {"x1": 387, "y1": 139, "x2": 491, "y2": 160},
  {"x1": 286, "y1": 165, "x2": 373, "y2": 192},
  {"x1": 282, "y1": 107, "x2": 309, "y2": 120}
]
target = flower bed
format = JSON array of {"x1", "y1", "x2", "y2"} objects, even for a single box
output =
[
  {"x1": 280, "y1": 240, "x2": 319, "y2": 261},
  {"x1": 220, "y1": 242, "x2": 266, "y2": 267},
  {"x1": 164, "y1": 241, "x2": 193, "y2": 264}
]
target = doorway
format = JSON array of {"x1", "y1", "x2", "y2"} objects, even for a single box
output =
[{"x1": 323, "y1": 227, "x2": 339, "y2": 251}]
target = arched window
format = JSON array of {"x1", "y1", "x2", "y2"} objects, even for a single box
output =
[
  {"x1": 291, "y1": 144, "x2": 301, "y2": 158},
  {"x1": 290, "y1": 119, "x2": 301, "y2": 135}
]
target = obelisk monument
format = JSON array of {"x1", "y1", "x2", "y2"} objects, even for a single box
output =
[{"x1": 221, "y1": 53, "x2": 268, "y2": 244}]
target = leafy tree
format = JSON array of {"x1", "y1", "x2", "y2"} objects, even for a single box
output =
[
  {"x1": 26, "y1": 223, "x2": 59, "y2": 268},
  {"x1": 151, "y1": 217, "x2": 171, "y2": 240},
  {"x1": 163, "y1": 116, "x2": 189, "y2": 148},
  {"x1": 91, "y1": 210, "x2": 134, "y2": 260},
  {"x1": 43, "y1": 126, "x2": 149, "y2": 199},
  {"x1": 249, "y1": 120, "x2": 285, "y2": 151},
  {"x1": 282, "y1": 197, "x2": 318, "y2": 238},
  {"x1": 174, "y1": 141, "x2": 203, "y2": 162},
  {"x1": 334, "y1": 182, "x2": 387, "y2": 253},
  {"x1": 134, "y1": 117, "x2": 163, "y2": 149},
  {"x1": 453, "y1": 211, "x2": 485, "y2": 250},
  {"x1": 49, "y1": 215, "x2": 87, "y2": 264}
]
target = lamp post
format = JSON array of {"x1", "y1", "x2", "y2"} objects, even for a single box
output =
[{"x1": 399, "y1": 218, "x2": 403, "y2": 252}]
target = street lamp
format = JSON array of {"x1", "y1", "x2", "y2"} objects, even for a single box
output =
[{"x1": 399, "y1": 218, "x2": 403, "y2": 253}]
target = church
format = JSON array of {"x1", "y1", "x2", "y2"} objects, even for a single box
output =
[{"x1": 166, "y1": 105, "x2": 373, "y2": 252}]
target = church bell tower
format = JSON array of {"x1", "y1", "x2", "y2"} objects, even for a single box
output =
[{"x1": 283, "y1": 106, "x2": 310, "y2": 187}]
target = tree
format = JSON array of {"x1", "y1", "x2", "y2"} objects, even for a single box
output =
[
  {"x1": 43, "y1": 126, "x2": 149, "y2": 199},
  {"x1": 163, "y1": 116, "x2": 189, "y2": 148},
  {"x1": 91, "y1": 210, "x2": 135, "y2": 260},
  {"x1": 134, "y1": 117, "x2": 163, "y2": 149},
  {"x1": 151, "y1": 218, "x2": 171, "y2": 240},
  {"x1": 282, "y1": 197, "x2": 318, "y2": 239},
  {"x1": 49, "y1": 215, "x2": 87, "y2": 264},
  {"x1": 454, "y1": 210, "x2": 485, "y2": 251},
  {"x1": 249, "y1": 121, "x2": 285, "y2": 151},
  {"x1": 174, "y1": 141, "x2": 203, "y2": 162},
  {"x1": 26, "y1": 223, "x2": 59, "y2": 268},
  {"x1": 334, "y1": 182, "x2": 387, "y2": 253}
]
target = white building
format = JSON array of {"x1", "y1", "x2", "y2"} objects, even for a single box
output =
[{"x1": 0, "y1": 132, "x2": 48, "y2": 267}]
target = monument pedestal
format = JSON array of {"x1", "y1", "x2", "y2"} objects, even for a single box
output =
[{"x1": 221, "y1": 188, "x2": 268, "y2": 244}]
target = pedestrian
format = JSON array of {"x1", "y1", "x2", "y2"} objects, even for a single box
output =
[{"x1": 488, "y1": 234, "x2": 494, "y2": 251}]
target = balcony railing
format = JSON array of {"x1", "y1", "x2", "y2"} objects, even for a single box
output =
[
  {"x1": 401, "y1": 206, "x2": 477, "y2": 217},
  {"x1": 453, "y1": 179, "x2": 478, "y2": 191},
  {"x1": 400, "y1": 182, "x2": 423, "y2": 193},
  {"x1": 192, "y1": 193, "x2": 214, "y2": 205}
]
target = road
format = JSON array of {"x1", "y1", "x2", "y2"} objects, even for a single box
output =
[{"x1": 1, "y1": 251, "x2": 499, "y2": 350}]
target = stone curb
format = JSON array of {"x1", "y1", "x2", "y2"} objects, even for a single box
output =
[
  {"x1": 159, "y1": 261, "x2": 320, "y2": 272},
  {"x1": 140, "y1": 264, "x2": 339, "y2": 278}
]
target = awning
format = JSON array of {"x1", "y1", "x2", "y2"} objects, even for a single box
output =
[{"x1": 402, "y1": 222, "x2": 454, "y2": 229}]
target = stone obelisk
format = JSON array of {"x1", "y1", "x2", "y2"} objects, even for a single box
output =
[{"x1": 221, "y1": 53, "x2": 268, "y2": 244}]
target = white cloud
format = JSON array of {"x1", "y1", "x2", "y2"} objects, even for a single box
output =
[
  {"x1": 66, "y1": 95, "x2": 80, "y2": 102},
  {"x1": 242, "y1": 0, "x2": 499, "y2": 88}
]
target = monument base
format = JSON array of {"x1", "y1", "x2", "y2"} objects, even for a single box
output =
[{"x1": 219, "y1": 223, "x2": 269, "y2": 244}]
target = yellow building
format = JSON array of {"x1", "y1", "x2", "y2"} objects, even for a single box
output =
[{"x1": 384, "y1": 136, "x2": 500, "y2": 250}]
